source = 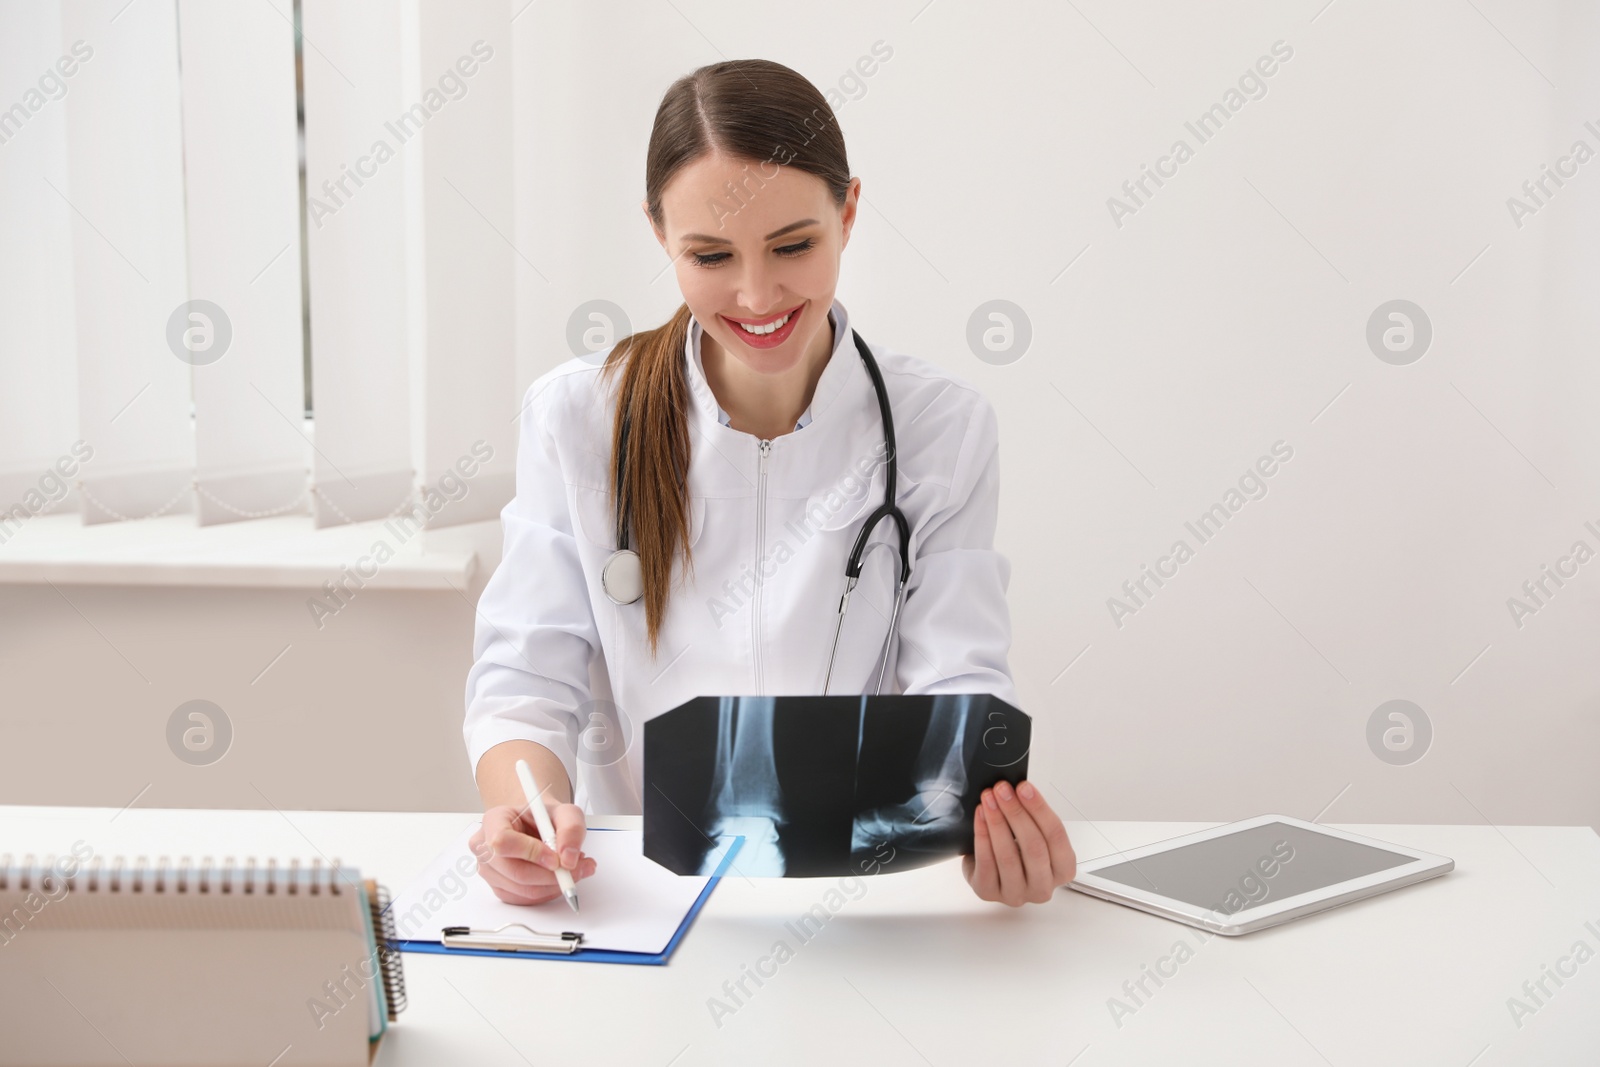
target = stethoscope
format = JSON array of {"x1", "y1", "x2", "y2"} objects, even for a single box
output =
[{"x1": 600, "y1": 328, "x2": 911, "y2": 696}]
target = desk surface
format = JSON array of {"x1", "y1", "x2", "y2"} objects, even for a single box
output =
[{"x1": 3, "y1": 806, "x2": 1596, "y2": 1067}]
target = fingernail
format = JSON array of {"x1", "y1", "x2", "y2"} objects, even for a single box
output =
[
  {"x1": 1018, "y1": 781, "x2": 1036, "y2": 800},
  {"x1": 996, "y1": 781, "x2": 1014, "y2": 802},
  {"x1": 982, "y1": 789, "x2": 997, "y2": 810},
  {"x1": 561, "y1": 847, "x2": 579, "y2": 869}
]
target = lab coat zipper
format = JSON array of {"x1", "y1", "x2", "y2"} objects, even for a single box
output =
[{"x1": 752, "y1": 438, "x2": 772, "y2": 694}]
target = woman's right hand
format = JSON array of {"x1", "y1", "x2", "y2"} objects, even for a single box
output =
[{"x1": 471, "y1": 799, "x2": 597, "y2": 906}]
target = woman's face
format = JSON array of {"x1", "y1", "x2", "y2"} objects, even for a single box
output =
[{"x1": 650, "y1": 151, "x2": 859, "y2": 378}]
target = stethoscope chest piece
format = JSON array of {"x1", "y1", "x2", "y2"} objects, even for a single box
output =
[{"x1": 601, "y1": 548, "x2": 644, "y2": 605}]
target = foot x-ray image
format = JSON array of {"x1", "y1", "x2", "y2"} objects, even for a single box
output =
[{"x1": 643, "y1": 694, "x2": 1030, "y2": 877}]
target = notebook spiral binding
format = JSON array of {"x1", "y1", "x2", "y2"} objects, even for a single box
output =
[
  {"x1": 367, "y1": 883, "x2": 408, "y2": 1019},
  {"x1": 0, "y1": 854, "x2": 348, "y2": 895}
]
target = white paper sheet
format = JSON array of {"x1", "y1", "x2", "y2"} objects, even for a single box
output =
[{"x1": 389, "y1": 825, "x2": 733, "y2": 954}]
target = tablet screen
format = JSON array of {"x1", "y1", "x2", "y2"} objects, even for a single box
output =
[{"x1": 1090, "y1": 822, "x2": 1415, "y2": 916}]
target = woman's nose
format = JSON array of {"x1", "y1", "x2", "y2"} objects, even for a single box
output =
[{"x1": 733, "y1": 265, "x2": 787, "y2": 317}]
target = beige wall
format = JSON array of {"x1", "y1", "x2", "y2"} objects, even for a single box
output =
[
  {"x1": 0, "y1": 569, "x2": 492, "y2": 814},
  {"x1": 3, "y1": 520, "x2": 1597, "y2": 836}
]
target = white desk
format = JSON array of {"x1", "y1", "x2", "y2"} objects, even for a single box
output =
[{"x1": 3, "y1": 806, "x2": 1596, "y2": 1066}]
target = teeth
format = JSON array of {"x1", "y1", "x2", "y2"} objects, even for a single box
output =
[{"x1": 737, "y1": 311, "x2": 792, "y2": 335}]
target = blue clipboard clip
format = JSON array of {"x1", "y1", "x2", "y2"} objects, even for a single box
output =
[{"x1": 440, "y1": 923, "x2": 585, "y2": 954}]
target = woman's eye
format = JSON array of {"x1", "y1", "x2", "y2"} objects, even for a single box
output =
[{"x1": 688, "y1": 238, "x2": 814, "y2": 268}]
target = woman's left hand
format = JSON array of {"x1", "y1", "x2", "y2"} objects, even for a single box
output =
[{"x1": 963, "y1": 779, "x2": 1077, "y2": 906}]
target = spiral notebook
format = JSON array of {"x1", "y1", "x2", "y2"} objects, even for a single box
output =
[{"x1": 0, "y1": 852, "x2": 405, "y2": 1067}]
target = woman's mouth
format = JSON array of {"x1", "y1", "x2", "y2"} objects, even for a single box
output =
[{"x1": 721, "y1": 303, "x2": 803, "y2": 350}]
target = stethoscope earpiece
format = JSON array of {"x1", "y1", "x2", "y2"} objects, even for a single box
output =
[{"x1": 601, "y1": 548, "x2": 644, "y2": 606}]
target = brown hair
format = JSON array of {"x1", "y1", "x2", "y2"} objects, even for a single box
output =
[{"x1": 601, "y1": 59, "x2": 852, "y2": 655}]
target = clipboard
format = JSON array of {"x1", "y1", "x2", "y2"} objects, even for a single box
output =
[{"x1": 391, "y1": 831, "x2": 743, "y2": 966}]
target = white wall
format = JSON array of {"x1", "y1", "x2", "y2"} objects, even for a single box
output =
[
  {"x1": 3, "y1": 1, "x2": 1595, "y2": 832},
  {"x1": 508, "y1": 0, "x2": 1600, "y2": 832}
]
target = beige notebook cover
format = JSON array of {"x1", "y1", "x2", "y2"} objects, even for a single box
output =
[{"x1": 0, "y1": 852, "x2": 404, "y2": 1067}]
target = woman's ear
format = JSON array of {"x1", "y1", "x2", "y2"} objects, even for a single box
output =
[
  {"x1": 644, "y1": 200, "x2": 667, "y2": 249},
  {"x1": 839, "y1": 177, "x2": 861, "y2": 248}
]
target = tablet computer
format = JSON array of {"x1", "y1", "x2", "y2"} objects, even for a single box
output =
[{"x1": 1065, "y1": 814, "x2": 1454, "y2": 936}]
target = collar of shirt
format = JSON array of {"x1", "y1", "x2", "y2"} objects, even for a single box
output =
[{"x1": 689, "y1": 303, "x2": 844, "y2": 434}]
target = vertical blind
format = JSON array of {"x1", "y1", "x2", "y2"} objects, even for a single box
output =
[
  {"x1": 179, "y1": 0, "x2": 309, "y2": 525},
  {"x1": 59, "y1": 0, "x2": 192, "y2": 525},
  {"x1": 0, "y1": 0, "x2": 515, "y2": 535},
  {"x1": 0, "y1": 1, "x2": 83, "y2": 519}
]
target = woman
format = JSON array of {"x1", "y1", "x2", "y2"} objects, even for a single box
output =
[{"x1": 464, "y1": 58, "x2": 1075, "y2": 907}]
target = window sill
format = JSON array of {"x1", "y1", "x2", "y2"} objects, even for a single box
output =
[{"x1": 0, "y1": 513, "x2": 495, "y2": 590}]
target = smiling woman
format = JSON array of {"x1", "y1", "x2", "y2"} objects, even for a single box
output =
[
  {"x1": 602, "y1": 62, "x2": 862, "y2": 650},
  {"x1": 464, "y1": 57, "x2": 1077, "y2": 909}
]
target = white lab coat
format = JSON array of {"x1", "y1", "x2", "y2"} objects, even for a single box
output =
[{"x1": 463, "y1": 298, "x2": 1017, "y2": 813}]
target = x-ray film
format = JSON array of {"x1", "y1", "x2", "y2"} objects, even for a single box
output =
[{"x1": 643, "y1": 694, "x2": 1030, "y2": 877}]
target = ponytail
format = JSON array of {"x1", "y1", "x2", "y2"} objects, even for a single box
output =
[{"x1": 600, "y1": 304, "x2": 695, "y2": 656}]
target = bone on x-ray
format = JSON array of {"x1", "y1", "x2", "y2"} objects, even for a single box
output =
[{"x1": 643, "y1": 694, "x2": 1030, "y2": 877}]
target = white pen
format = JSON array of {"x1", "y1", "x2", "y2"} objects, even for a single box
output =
[{"x1": 514, "y1": 758, "x2": 579, "y2": 913}]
